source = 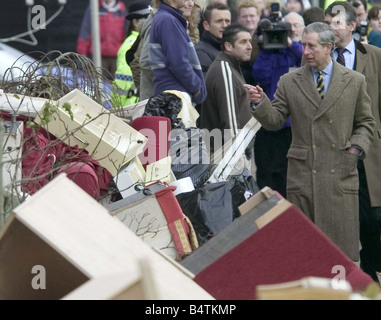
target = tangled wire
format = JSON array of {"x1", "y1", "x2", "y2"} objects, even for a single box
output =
[
  {"x1": 0, "y1": 51, "x2": 123, "y2": 218},
  {"x1": 1, "y1": 50, "x2": 115, "y2": 108}
]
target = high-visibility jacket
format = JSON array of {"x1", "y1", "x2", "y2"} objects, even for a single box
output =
[{"x1": 112, "y1": 30, "x2": 139, "y2": 107}]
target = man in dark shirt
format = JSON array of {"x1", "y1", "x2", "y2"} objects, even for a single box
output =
[
  {"x1": 200, "y1": 24, "x2": 255, "y2": 175},
  {"x1": 195, "y1": 2, "x2": 231, "y2": 77}
]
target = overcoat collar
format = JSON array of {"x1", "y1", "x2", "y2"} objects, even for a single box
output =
[
  {"x1": 293, "y1": 59, "x2": 353, "y2": 117},
  {"x1": 354, "y1": 39, "x2": 368, "y2": 73}
]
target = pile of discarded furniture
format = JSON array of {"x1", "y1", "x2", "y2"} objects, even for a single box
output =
[{"x1": 0, "y1": 88, "x2": 378, "y2": 300}]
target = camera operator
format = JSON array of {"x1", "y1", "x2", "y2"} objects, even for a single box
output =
[
  {"x1": 253, "y1": 12, "x2": 303, "y2": 99},
  {"x1": 262, "y1": 0, "x2": 282, "y2": 20},
  {"x1": 251, "y1": 10, "x2": 304, "y2": 198},
  {"x1": 350, "y1": 0, "x2": 381, "y2": 48},
  {"x1": 266, "y1": 0, "x2": 283, "y2": 22}
]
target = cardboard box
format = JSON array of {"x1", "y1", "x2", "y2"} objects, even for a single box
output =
[
  {"x1": 256, "y1": 277, "x2": 352, "y2": 300},
  {"x1": 105, "y1": 182, "x2": 168, "y2": 213},
  {"x1": 35, "y1": 89, "x2": 147, "y2": 176},
  {"x1": 109, "y1": 99, "x2": 148, "y2": 122},
  {"x1": 145, "y1": 156, "x2": 174, "y2": 185},
  {"x1": 181, "y1": 187, "x2": 284, "y2": 275},
  {"x1": 109, "y1": 185, "x2": 197, "y2": 261},
  {"x1": 238, "y1": 186, "x2": 290, "y2": 229}
]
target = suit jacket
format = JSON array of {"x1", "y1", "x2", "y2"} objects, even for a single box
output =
[
  {"x1": 252, "y1": 60, "x2": 375, "y2": 260},
  {"x1": 354, "y1": 40, "x2": 381, "y2": 207}
]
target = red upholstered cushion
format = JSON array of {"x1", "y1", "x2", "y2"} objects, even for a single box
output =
[
  {"x1": 2, "y1": 112, "x2": 112, "y2": 200},
  {"x1": 130, "y1": 116, "x2": 171, "y2": 169},
  {"x1": 194, "y1": 204, "x2": 374, "y2": 300},
  {"x1": 57, "y1": 162, "x2": 100, "y2": 200}
]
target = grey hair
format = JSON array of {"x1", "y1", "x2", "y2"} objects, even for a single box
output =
[
  {"x1": 303, "y1": 22, "x2": 335, "y2": 50},
  {"x1": 283, "y1": 11, "x2": 305, "y2": 25}
]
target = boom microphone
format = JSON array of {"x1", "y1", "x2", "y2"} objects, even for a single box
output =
[{"x1": 258, "y1": 18, "x2": 272, "y2": 30}]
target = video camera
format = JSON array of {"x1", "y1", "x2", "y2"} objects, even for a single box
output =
[
  {"x1": 353, "y1": 20, "x2": 368, "y2": 41},
  {"x1": 269, "y1": 2, "x2": 282, "y2": 23},
  {"x1": 257, "y1": 3, "x2": 291, "y2": 50}
]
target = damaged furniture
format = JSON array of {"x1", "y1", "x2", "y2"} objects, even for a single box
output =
[
  {"x1": 0, "y1": 175, "x2": 213, "y2": 300},
  {"x1": 192, "y1": 191, "x2": 375, "y2": 300}
]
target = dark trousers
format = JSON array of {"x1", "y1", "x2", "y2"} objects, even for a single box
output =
[
  {"x1": 358, "y1": 160, "x2": 381, "y2": 283},
  {"x1": 254, "y1": 126, "x2": 292, "y2": 199},
  {"x1": 88, "y1": 55, "x2": 116, "y2": 81}
]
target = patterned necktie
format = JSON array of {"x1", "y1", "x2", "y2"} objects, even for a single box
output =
[
  {"x1": 336, "y1": 47, "x2": 346, "y2": 66},
  {"x1": 316, "y1": 71, "x2": 324, "y2": 99}
]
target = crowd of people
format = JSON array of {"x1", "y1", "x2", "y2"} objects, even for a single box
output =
[{"x1": 76, "y1": 0, "x2": 381, "y2": 285}]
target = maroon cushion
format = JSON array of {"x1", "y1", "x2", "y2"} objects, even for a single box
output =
[
  {"x1": 130, "y1": 116, "x2": 171, "y2": 169},
  {"x1": 19, "y1": 122, "x2": 111, "y2": 199},
  {"x1": 2, "y1": 111, "x2": 112, "y2": 200},
  {"x1": 57, "y1": 162, "x2": 100, "y2": 200},
  {"x1": 194, "y1": 204, "x2": 374, "y2": 300}
]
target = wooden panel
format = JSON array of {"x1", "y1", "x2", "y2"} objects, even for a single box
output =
[
  {"x1": 0, "y1": 174, "x2": 213, "y2": 300},
  {"x1": 0, "y1": 215, "x2": 89, "y2": 300}
]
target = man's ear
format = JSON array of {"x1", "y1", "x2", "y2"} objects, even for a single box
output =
[
  {"x1": 203, "y1": 20, "x2": 210, "y2": 31},
  {"x1": 349, "y1": 21, "x2": 357, "y2": 32},
  {"x1": 326, "y1": 42, "x2": 333, "y2": 55},
  {"x1": 224, "y1": 41, "x2": 232, "y2": 52}
]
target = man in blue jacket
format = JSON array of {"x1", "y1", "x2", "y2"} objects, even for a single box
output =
[{"x1": 149, "y1": 0, "x2": 207, "y2": 104}]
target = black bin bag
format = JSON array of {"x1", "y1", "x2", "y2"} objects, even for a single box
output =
[
  {"x1": 144, "y1": 92, "x2": 183, "y2": 128},
  {"x1": 176, "y1": 174, "x2": 260, "y2": 245},
  {"x1": 170, "y1": 125, "x2": 211, "y2": 189}
]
